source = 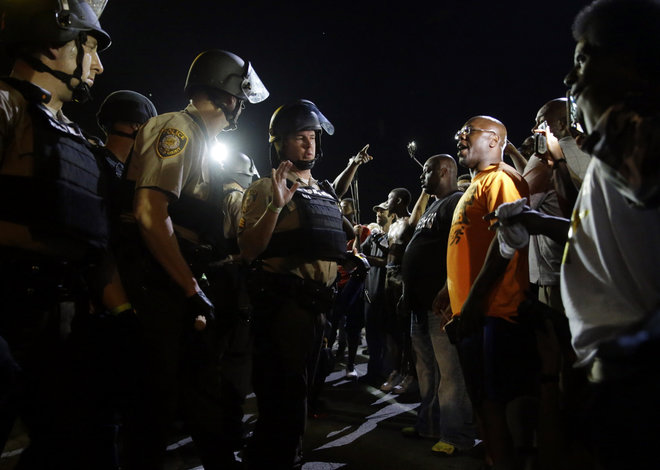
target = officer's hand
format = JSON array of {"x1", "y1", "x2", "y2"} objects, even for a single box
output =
[
  {"x1": 271, "y1": 160, "x2": 299, "y2": 209},
  {"x1": 185, "y1": 291, "x2": 215, "y2": 331}
]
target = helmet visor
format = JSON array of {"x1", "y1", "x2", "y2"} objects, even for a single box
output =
[
  {"x1": 83, "y1": 0, "x2": 108, "y2": 18},
  {"x1": 242, "y1": 62, "x2": 269, "y2": 104}
]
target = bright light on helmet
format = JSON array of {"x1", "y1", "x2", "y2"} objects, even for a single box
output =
[{"x1": 210, "y1": 141, "x2": 228, "y2": 164}]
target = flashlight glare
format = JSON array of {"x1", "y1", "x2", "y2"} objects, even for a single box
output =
[{"x1": 210, "y1": 142, "x2": 228, "y2": 164}]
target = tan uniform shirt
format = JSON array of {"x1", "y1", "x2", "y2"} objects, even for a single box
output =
[
  {"x1": 239, "y1": 175, "x2": 337, "y2": 286},
  {"x1": 126, "y1": 103, "x2": 215, "y2": 243},
  {"x1": 222, "y1": 182, "x2": 244, "y2": 240}
]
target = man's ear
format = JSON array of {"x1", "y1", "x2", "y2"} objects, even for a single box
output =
[
  {"x1": 226, "y1": 95, "x2": 238, "y2": 112},
  {"x1": 44, "y1": 44, "x2": 61, "y2": 61}
]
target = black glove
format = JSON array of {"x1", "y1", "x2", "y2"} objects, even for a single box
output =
[{"x1": 185, "y1": 290, "x2": 215, "y2": 329}]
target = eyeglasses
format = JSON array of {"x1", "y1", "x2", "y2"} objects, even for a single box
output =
[{"x1": 454, "y1": 126, "x2": 498, "y2": 141}]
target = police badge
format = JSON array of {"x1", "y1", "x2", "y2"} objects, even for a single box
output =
[{"x1": 156, "y1": 128, "x2": 188, "y2": 158}]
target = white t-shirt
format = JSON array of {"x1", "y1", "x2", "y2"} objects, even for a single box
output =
[{"x1": 561, "y1": 158, "x2": 660, "y2": 366}]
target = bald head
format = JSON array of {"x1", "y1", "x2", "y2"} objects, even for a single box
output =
[
  {"x1": 456, "y1": 115, "x2": 507, "y2": 171},
  {"x1": 534, "y1": 98, "x2": 570, "y2": 138},
  {"x1": 422, "y1": 154, "x2": 458, "y2": 197},
  {"x1": 470, "y1": 116, "x2": 507, "y2": 147}
]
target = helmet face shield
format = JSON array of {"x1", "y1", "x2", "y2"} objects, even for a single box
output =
[
  {"x1": 84, "y1": 0, "x2": 108, "y2": 18},
  {"x1": 269, "y1": 99, "x2": 334, "y2": 143},
  {"x1": 0, "y1": 0, "x2": 110, "y2": 50},
  {"x1": 185, "y1": 50, "x2": 269, "y2": 104},
  {"x1": 268, "y1": 99, "x2": 334, "y2": 167},
  {"x1": 240, "y1": 62, "x2": 269, "y2": 104},
  {"x1": 64, "y1": 0, "x2": 111, "y2": 50}
]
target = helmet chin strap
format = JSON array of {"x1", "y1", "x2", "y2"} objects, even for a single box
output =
[
  {"x1": 21, "y1": 33, "x2": 92, "y2": 104},
  {"x1": 216, "y1": 98, "x2": 244, "y2": 131},
  {"x1": 291, "y1": 158, "x2": 316, "y2": 170}
]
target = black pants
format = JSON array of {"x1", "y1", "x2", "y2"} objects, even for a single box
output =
[
  {"x1": 246, "y1": 283, "x2": 327, "y2": 470},
  {"x1": 116, "y1": 247, "x2": 230, "y2": 470},
  {"x1": 0, "y1": 256, "x2": 119, "y2": 470}
]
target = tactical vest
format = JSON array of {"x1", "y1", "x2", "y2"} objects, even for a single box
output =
[
  {"x1": 261, "y1": 180, "x2": 347, "y2": 261},
  {"x1": 0, "y1": 78, "x2": 109, "y2": 250},
  {"x1": 166, "y1": 162, "x2": 227, "y2": 252}
]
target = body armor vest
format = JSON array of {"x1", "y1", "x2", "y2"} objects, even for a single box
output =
[
  {"x1": 0, "y1": 78, "x2": 109, "y2": 250},
  {"x1": 261, "y1": 180, "x2": 347, "y2": 261}
]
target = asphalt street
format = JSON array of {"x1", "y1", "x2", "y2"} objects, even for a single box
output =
[{"x1": 1, "y1": 346, "x2": 486, "y2": 470}]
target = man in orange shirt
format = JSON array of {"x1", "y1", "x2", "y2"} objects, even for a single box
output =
[{"x1": 444, "y1": 115, "x2": 537, "y2": 469}]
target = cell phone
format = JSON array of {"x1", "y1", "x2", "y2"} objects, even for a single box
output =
[
  {"x1": 566, "y1": 90, "x2": 585, "y2": 135},
  {"x1": 534, "y1": 132, "x2": 547, "y2": 154}
]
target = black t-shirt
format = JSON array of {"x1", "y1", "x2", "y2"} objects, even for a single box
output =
[{"x1": 401, "y1": 190, "x2": 463, "y2": 311}]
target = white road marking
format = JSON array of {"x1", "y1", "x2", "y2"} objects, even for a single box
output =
[
  {"x1": 315, "y1": 402, "x2": 419, "y2": 450},
  {"x1": 302, "y1": 462, "x2": 346, "y2": 469},
  {"x1": 326, "y1": 426, "x2": 351, "y2": 438}
]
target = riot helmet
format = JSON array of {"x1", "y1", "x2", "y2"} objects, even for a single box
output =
[
  {"x1": 184, "y1": 50, "x2": 269, "y2": 131},
  {"x1": 0, "y1": 0, "x2": 111, "y2": 103},
  {"x1": 268, "y1": 99, "x2": 334, "y2": 170},
  {"x1": 221, "y1": 151, "x2": 260, "y2": 189},
  {"x1": 97, "y1": 90, "x2": 157, "y2": 138}
]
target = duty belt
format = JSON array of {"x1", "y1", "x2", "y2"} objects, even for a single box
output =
[{"x1": 247, "y1": 268, "x2": 336, "y2": 314}]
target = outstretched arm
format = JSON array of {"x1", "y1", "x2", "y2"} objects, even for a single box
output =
[{"x1": 332, "y1": 144, "x2": 373, "y2": 198}]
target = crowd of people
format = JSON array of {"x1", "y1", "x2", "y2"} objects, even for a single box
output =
[{"x1": 0, "y1": 0, "x2": 659, "y2": 469}]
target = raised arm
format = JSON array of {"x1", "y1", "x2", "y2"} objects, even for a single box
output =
[
  {"x1": 239, "y1": 161, "x2": 299, "y2": 262},
  {"x1": 332, "y1": 144, "x2": 373, "y2": 198}
]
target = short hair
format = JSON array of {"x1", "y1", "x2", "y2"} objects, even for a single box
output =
[
  {"x1": 391, "y1": 187, "x2": 411, "y2": 209},
  {"x1": 573, "y1": 0, "x2": 660, "y2": 82}
]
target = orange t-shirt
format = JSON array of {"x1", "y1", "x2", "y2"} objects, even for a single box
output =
[{"x1": 446, "y1": 162, "x2": 530, "y2": 321}]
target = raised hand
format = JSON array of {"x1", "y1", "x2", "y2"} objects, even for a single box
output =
[
  {"x1": 351, "y1": 144, "x2": 373, "y2": 165},
  {"x1": 271, "y1": 160, "x2": 300, "y2": 209}
]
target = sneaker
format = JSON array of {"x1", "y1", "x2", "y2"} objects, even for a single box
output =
[
  {"x1": 345, "y1": 367, "x2": 358, "y2": 379},
  {"x1": 393, "y1": 375, "x2": 415, "y2": 394},
  {"x1": 380, "y1": 370, "x2": 402, "y2": 392},
  {"x1": 431, "y1": 440, "x2": 456, "y2": 456}
]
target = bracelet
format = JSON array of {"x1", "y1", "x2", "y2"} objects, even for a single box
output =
[
  {"x1": 266, "y1": 202, "x2": 282, "y2": 214},
  {"x1": 110, "y1": 302, "x2": 133, "y2": 316}
]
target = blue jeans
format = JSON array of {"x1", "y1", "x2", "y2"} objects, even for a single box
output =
[{"x1": 411, "y1": 310, "x2": 476, "y2": 448}]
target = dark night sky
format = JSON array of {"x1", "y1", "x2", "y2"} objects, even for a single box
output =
[{"x1": 66, "y1": 0, "x2": 592, "y2": 219}]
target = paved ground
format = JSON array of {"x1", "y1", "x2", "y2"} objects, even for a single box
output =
[{"x1": 1, "y1": 347, "x2": 486, "y2": 470}]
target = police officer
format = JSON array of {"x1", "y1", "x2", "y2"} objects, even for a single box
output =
[
  {"x1": 0, "y1": 1, "x2": 130, "y2": 468},
  {"x1": 202, "y1": 150, "x2": 260, "y2": 458},
  {"x1": 118, "y1": 49, "x2": 268, "y2": 469},
  {"x1": 96, "y1": 89, "x2": 158, "y2": 177},
  {"x1": 239, "y1": 99, "x2": 347, "y2": 469},
  {"x1": 94, "y1": 90, "x2": 157, "y2": 239}
]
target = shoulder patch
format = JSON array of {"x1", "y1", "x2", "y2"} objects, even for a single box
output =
[
  {"x1": 242, "y1": 188, "x2": 259, "y2": 214},
  {"x1": 156, "y1": 128, "x2": 188, "y2": 158}
]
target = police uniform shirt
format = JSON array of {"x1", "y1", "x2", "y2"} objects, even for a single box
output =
[
  {"x1": 239, "y1": 175, "x2": 337, "y2": 286},
  {"x1": 222, "y1": 182, "x2": 244, "y2": 240},
  {"x1": 125, "y1": 103, "x2": 212, "y2": 243}
]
